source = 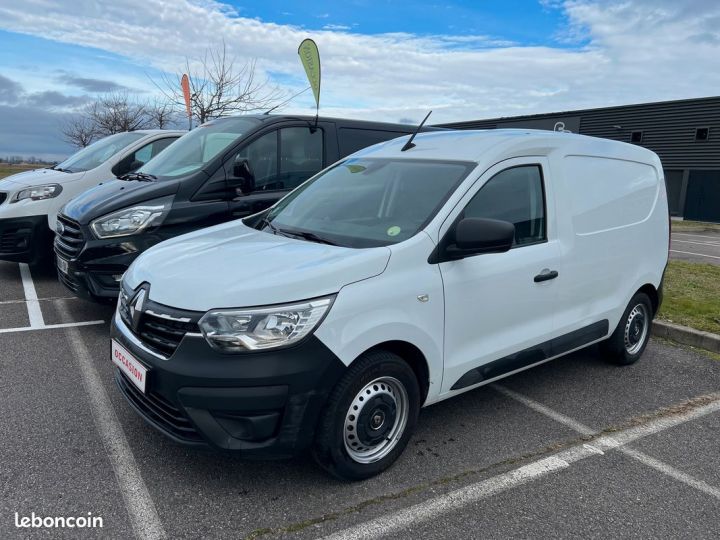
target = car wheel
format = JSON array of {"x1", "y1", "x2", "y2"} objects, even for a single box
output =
[
  {"x1": 601, "y1": 292, "x2": 653, "y2": 365},
  {"x1": 313, "y1": 349, "x2": 420, "y2": 480}
]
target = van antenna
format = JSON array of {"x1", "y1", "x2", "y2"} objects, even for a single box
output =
[
  {"x1": 263, "y1": 86, "x2": 312, "y2": 115},
  {"x1": 401, "y1": 110, "x2": 432, "y2": 152}
]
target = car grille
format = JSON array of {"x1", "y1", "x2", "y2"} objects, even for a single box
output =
[
  {"x1": 0, "y1": 192, "x2": 6, "y2": 205},
  {"x1": 54, "y1": 214, "x2": 85, "y2": 259},
  {"x1": 115, "y1": 371, "x2": 203, "y2": 443},
  {"x1": 119, "y1": 288, "x2": 201, "y2": 358}
]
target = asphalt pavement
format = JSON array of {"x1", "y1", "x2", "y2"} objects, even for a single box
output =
[
  {"x1": 1, "y1": 260, "x2": 719, "y2": 539},
  {"x1": 670, "y1": 229, "x2": 720, "y2": 264}
]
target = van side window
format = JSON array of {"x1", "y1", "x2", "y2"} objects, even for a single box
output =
[
  {"x1": 111, "y1": 137, "x2": 179, "y2": 177},
  {"x1": 233, "y1": 131, "x2": 279, "y2": 189},
  {"x1": 279, "y1": 127, "x2": 323, "y2": 189},
  {"x1": 462, "y1": 165, "x2": 546, "y2": 246}
]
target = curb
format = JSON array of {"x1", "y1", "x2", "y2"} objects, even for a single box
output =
[{"x1": 652, "y1": 320, "x2": 720, "y2": 354}]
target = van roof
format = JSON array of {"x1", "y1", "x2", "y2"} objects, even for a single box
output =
[
  {"x1": 133, "y1": 129, "x2": 187, "y2": 136},
  {"x1": 229, "y1": 114, "x2": 444, "y2": 132},
  {"x1": 353, "y1": 128, "x2": 661, "y2": 167}
]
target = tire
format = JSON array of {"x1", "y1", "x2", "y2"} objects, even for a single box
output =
[
  {"x1": 313, "y1": 350, "x2": 421, "y2": 480},
  {"x1": 601, "y1": 292, "x2": 653, "y2": 365}
]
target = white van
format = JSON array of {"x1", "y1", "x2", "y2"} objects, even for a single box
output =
[
  {"x1": 110, "y1": 129, "x2": 669, "y2": 479},
  {"x1": 0, "y1": 130, "x2": 183, "y2": 265}
]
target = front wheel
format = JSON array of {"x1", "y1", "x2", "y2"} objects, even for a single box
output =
[
  {"x1": 313, "y1": 350, "x2": 421, "y2": 480},
  {"x1": 601, "y1": 292, "x2": 653, "y2": 365}
]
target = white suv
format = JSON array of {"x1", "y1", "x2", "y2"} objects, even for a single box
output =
[{"x1": 110, "y1": 129, "x2": 669, "y2": 479}]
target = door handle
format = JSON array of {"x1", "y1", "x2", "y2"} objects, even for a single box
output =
[{"x1": 534, "y1": 269, "x2": 558, "y2": 283}]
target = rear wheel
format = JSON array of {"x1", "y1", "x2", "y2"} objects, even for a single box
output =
[
  {"x1": 313, "y1": 350, "x2": 420, "y2": 480},
  {"x1": 601, "y1": 292, "x2": 653, "y2": 365}
]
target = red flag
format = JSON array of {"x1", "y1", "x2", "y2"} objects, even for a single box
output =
[{"x1": 181, "y1": 74, "x2": 192, "y2": 119}]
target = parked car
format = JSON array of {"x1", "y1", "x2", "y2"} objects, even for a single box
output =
[
  {"x1": 110, "y1": 129, "x2": 669, "y2": 479},
  {"x1": 56, "y1": 115, "x2": 437, "y2": 302},
  {"x1": 0, "y1": 130, "x2": 183, "y2": 265}
]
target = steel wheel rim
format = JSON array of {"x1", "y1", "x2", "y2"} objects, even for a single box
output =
[
  {"x1": 624, "y1": 303, "x2": 649, "y2": 355},
  {"x1": 343, "y1": 376, "x2": 409, "y2": 464}
]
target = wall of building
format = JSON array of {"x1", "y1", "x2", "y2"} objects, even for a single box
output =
[{"x1": 440, "y1": 96, "x2": 720, "y2": 222}]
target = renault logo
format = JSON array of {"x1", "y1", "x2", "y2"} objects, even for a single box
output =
[
  {"x1": 56, "y1": 220, "x2": 65, "y2": 235},
  {"x1": 129, "y1": 289, "x2": 146, "y2": 332}
]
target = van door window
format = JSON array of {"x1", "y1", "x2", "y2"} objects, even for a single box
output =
[
  {"x1": 279, "y1": 127, "x2": 323, "y2": 190},
  {"x1": 462, "y1": 165, "x2": 546, "y2": 246},
  {"x1": 112, "y1": 137, "x2": 179, "y2": 176},
  {"x1": 233, "y1": 131, "x2": 279, "y2": 190}
]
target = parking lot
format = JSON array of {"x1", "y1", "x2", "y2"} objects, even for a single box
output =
[
  {"x1": 671, "y1": 229, "x2": 720, "y2": 265},
  {"x1": 2, "y1": 261, "x2": 720, "y2": 539}
]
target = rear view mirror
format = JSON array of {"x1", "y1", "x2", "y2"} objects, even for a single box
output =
[
  {"x1": 231, "y1": 159, "x2": 255, "y2": 195},
  {"x1": 128, "y1": 160, "x2": 144, "y2": 172},
  {"x1": 447, "y1": 217, "x2": 515, "y2": 258}
]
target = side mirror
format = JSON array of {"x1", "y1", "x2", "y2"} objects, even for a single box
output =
[
  {"x1": 128, "y1": 160, "x2": 144, "y2": 172},
  {"x1": 447, "y1": 217, "x2": 515, "y2": 258},
  {"x1": 231, "y1": 159, "x2": 255, "y2": 195}
]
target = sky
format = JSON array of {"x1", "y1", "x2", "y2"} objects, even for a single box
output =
[{"x1": 0, "y1": 0, "x2": 718, "y2": 160}]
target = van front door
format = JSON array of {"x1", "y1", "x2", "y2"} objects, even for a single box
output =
[{"x1": 439, "y1": 158, "x2": 561, "y2": 394}]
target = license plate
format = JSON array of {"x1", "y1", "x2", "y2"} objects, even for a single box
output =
[
  {"x1": 111, "y1": 339, "x2": 148, "y2": 393},
  {"x1": 57, "y1": 255, "x2": 69, "y2": 274}
]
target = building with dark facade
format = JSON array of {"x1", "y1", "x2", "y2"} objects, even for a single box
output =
[{"x1": 440, "y1": 96, "x2": 720, "y2": 222}]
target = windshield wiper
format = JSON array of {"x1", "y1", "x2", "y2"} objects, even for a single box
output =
[
  {"x1": 119, "y1": 172, "x2": 157, "y2": 182},
  {"x1": 276, "y1": 228, "x2": 338, "y2": 246},
  {"x1": 259, "y1": 216, "x2": 281, "y2": 235},
  {"x1": 48, "y1": 166, "x2": 72, "y2": 173}
]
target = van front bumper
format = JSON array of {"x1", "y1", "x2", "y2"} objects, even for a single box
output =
[
  {"x1": 110, "y1": 312, "x2": 346, "y2": 458},
  {"x1": 0, "y1": 215, "x2": 52, "y2": 263}
]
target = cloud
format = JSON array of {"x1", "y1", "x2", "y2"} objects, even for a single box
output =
[
  {"x1": 0, "y1": 0, "x2": 718, "y2": 130},
  {"x1": 25, "y1": 90, "x2": 91, "y2": 108},
  {"x1": 322, "y1": 24, "x2": 351, "y2": 31},
  {"x1": 0, "y1": 74, "x2": 23, "y2": 104},
  {"x1": 0, "y1": 104, "x2": 74, "y2": 160},
  {"x1": 55, "y1": 71, "x2": 131, "y2": 92}
]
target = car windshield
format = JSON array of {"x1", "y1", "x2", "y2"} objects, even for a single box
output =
[
  {"x1": 56, "y1": 132, "x2": 145, "y2": 173},
  {"x1": 263, "y1": 158, "x2": 475, "y2": 248},
  {"x1": 140, "y1": 117, "x2": 261, "y2": 179}
]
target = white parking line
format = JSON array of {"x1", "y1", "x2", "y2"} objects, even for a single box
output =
[
  {"x1": 670, "y1": 249, "x2": 720, "y2": 260},
  {"x1": 56, "y1": 300, "x2": 167, "y2": 540},
  {"x1": 672, "y1": 239, "x2": 720, "y2": 247},
  {"x1": 322, "y1": 392, "x2": 720, "y2": 540},
  {"x1": 495, "y1": 385, "x2": 720, "y2": 501},
  {"x1": 0, "y1": 320, "x2": 105, "y2": 334},
  {"x1": 19, "y1": 263, "x2": 44, "y2": 327},
  {"x1": 673, "y1": 233, "x2": 720, "y2": 240}
]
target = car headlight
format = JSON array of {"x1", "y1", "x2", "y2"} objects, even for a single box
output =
[
  {"x1": 90, "y1": 196, "x2": 173, "y2": 239},
  {"x1": 11, "y1": 184, "x2": 63, "y2": 202},
  {"x1": 198, "y1": 296, "x2": 335, "y2": 352}
]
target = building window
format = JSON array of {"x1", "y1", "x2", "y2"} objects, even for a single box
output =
[
  {"x1": 695, "y1": 127, "x2": 710, "y2": 141},
  {"x1": 630, "y1": 131, "x2": 643, "y2": 143}
]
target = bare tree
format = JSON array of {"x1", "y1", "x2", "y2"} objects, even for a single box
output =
[
  {"x1": 154, "y1": 43, "x2": 286, "y2": 125},
  {"x1": 146, "y1": 98, "x2": 178, "y2": 129},
  {"x1": 61, "y1": 115, "x2": 97, "y2": 148},
  {"x1": 88, "y1": 92, "x2": 150, "y2": 135}
]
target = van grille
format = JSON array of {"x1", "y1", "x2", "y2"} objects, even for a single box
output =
[
  {"x1": 115, "y1": 371, "x2": 203, "y2": 443},
  {"x1": 55, "y1": 214, "x2": 85, "y2": 259},
  {"x1": 119, "y1": 288, "x2": 201, "y2": 358}
]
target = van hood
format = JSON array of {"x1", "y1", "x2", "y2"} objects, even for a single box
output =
[
  {"x1": 61, "y1": 179, "x2": 180, "y2": 224},
  {"x1": 124, "y1": 221, "x2": 391, "y2": 311},
  {"x1": 1, "y1": 168, "x2": 85, "y2": 189}
]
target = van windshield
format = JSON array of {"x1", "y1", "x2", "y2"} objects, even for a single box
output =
[
  {"x1": 263, "y1": 158, "x2": 475, "y2": 248},
  {"x1": 140, "y1": 117, "x2": 261, "y2": 179},
  {"x1": 56, "y1": 132, "x2": 145, "y2": 173}
]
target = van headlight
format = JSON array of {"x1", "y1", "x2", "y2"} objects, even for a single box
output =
[
  {"x1": 198, "y1": 296, "x2": 335, "y2": 352},
  {"x1": 11, "y1": 184, "x2": 63, "y2": 202},
  {"x1": 90, "y1": 196, "x2": 173, "y2": 239}
]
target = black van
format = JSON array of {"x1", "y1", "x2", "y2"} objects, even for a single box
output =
[{"x1": 56, "y1": 115, "x2": 433, "y2": 302}]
